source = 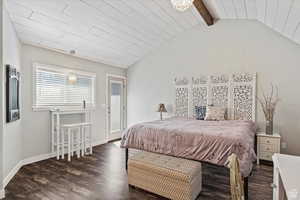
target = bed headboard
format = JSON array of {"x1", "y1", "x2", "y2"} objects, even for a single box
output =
[
  {"x1": 174, "y1": 77, "x2": 189, "y2": 118},
  {"x1": 174, "y1": 73, "x2": 257, "y2": 121}
]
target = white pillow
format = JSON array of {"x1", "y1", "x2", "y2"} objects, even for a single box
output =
[{"x1": 204, "y1": 106, "x2": 226, "y2": 121}]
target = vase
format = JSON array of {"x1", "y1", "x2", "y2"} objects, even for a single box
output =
[{"x1": 265, "y1": 120, "x2": 273, "y2": 135}]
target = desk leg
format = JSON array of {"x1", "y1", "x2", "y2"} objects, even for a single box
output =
[
  {"x1": 68, "y1": 128, "x2": 71, "y2": 162},
  {"x1": 51, "y1": 113, "x2": 54, "y2": 154},
  {"x1": 62, "y1": 128, "x2": 64, "y2": 159},
  {"x1": 273, "y1": 158, "x2": 280, "y2": 200},
  {"x1": 81, "y1": 126, "x2": 84, "y2": 157},
  {"x1": 77, "y1": 127, "x2": 80, "y2": 158},
  {"x1": 89, "y1": 126, "x2": 92, "y2": 155},
  {"x1": 71, "y1": 130, "x2": 74, "y2": 157},
  {"x1": 83, "y1": 128, "x2": 86, "y2": 155},
  {"x1": 56, "y1": 114, "x2": 60, "y2": 160}
]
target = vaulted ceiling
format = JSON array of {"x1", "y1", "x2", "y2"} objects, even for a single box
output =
[
  {"x1": 205, "y1": 0, "x2": 300, "y2": 45},
  {"x1": 6, "y1": 0, "x2": 205, "y2": 68},
  {"x1": 6, "y1": 0, "x2": 300, "y2": 68}
]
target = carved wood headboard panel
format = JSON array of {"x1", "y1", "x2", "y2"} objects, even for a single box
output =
[{"x1": 174, "y1": 73, "x2": 257, "y2": 121}]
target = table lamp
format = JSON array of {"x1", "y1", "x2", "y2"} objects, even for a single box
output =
[{"x1": 157, "y1": 103, "x2": 167, "y2": 120}]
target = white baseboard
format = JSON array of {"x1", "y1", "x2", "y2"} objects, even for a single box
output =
[
  {"x1": 3, "y1": 160, "x2": 23, "y2": 188},
  {"x1": 22, "y1": 153, "x2": 56, "y2": 166},
  {"x1": 108, "y1": 133, "x2": 121, "y2": 141},
  {"x1": 92, "y1": 139, "x2": 107, "y2": 147},
  {"x1": 22, "y1": 140, "x2": 107, "y2": 166},
  {"x1": 2, "y1": 139, "x2": 108, "y2": 193},
  {"x1": 0, "y1": 188, "x2": 5, "y2": 199}
]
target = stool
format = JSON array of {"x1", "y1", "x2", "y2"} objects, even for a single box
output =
[
  {"x1": 61, "y1": 124, "x2": 81, "y2": 161},
  {"x1": 80, "y1": 122, "x2": 92, "y2": 156},
  {"x1": 60, "y1": 122, "x2": 92, "y2": 161}
]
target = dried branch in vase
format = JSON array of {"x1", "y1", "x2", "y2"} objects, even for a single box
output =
[{"x1": 257, "y1": 84, "x2": 280, "y2": 134}]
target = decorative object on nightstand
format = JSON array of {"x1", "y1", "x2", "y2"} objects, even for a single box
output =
[
  {"x1": 256, "y1": 132, "x2": 281, "y2": 165},
  {"x1": 157, "y1": 103, "x2": 167, "y2": 120},
  {"x1": 257, "y1": 84, "x2": 280, "y2": 135}
]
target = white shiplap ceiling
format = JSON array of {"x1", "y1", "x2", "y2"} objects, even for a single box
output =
[
  {"x1": 6, "y1": 0, "x2": 205, "y2": 68},
  {"x1": 205, "y1": 0, "x2": 300, "y2": 45},
  {"x1": 6, "y1": 0, "x2": 300, "y2": 68}
]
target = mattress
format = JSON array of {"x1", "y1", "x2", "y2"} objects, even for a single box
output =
[{"x1": 121, "y1": 117, "x2": 257, "y2": 177}]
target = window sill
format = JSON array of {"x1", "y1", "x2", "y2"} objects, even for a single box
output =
[{"x1": 32, "y1": 106, "x2": 96, "y2": 112}]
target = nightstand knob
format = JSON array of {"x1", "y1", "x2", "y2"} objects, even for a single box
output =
[{"x1": 270, "y1": 183, "x2": 277, "y2": 188}]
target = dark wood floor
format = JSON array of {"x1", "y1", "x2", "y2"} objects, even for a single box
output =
[{"x1": 5, "y1": 143, "x2": 273, "y2": 200}]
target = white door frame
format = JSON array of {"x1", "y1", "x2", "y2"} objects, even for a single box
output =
[{"x1": 106, "y1": 74, "x2": 127, "y2": 142}]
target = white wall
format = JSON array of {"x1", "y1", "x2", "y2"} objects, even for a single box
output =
[
  {"x1": 21, "y1": 45, "x2": 126, "y2": 159},
  {"x1": 127, "y1": 20, "x2": 300, "y2": 155},
  {"x1": 2, "y1": 2, "x2": 22, "y2": 181}
]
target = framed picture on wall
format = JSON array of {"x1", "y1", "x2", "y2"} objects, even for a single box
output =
[{"x1": 6, "y1": 64, "x2": 20, "y2": 122}]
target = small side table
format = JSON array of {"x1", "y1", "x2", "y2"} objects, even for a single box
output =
[{"x1": 256, "y1": 132, "x2": 281, "y2": 165}]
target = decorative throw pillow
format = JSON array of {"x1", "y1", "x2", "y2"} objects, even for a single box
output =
[
  {"x1": 204, "y1": 106, "x2": 226, "y2": 121},
  {"x1": 195, "y1": 106, "x2": 206, "y2": 120}
]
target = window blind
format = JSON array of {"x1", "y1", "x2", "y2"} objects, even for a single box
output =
[{"x1": 33, "y1": 64, "x2": 95, "y2": 109}]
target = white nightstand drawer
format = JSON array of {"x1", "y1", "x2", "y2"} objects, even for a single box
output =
[
  {"x1": 259, "y1": 137, "x2": 278, "y2": 145},
  {"x1": 259, "y1": 143, "x2": 277, "y2": 152},
  {"x1": 260, "y1": 151, "x2": 274, "y2": 161}
]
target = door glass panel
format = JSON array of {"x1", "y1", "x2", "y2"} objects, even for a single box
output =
[{"x1": 110, "y1": 82, "x2": 122, "y2": 133}]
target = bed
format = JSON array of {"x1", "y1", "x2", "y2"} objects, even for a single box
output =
[
  {"x1": 121, "y1": 73, "x2": 257, "y2": 199},
  {"x1": 120, "y1": 118, "x2": 257, "y2": 200},
  {"x1": 121, "y1": 118, "x2": 257, "y2": 177}
]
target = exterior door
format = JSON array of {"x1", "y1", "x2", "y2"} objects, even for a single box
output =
[{"x1": 107, "y1": 75, "x2": 126, "y2": 141}]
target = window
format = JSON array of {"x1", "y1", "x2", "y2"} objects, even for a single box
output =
[{"x1": 33, "y1": 63, "x2": 96, "y2": 110}]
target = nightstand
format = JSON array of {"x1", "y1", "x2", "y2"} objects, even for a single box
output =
[{"x1": 256, "y1": 132, "x2": 281, "y2": 165}]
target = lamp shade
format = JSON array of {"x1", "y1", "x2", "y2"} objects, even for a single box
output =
[
  {"x1": 68, "y1": 74, "x2": 77, "y2": 84},
  {"x1": 157, "y1": 104, "x2": 167, "y2": 113}
]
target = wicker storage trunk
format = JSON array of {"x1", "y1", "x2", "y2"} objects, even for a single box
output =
[{"x1": 128, "y1": 151, "x2": 202, "y2": 200}]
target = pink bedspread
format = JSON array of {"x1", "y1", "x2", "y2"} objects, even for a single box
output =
[{"x1": 120, "y1": 118, "x2": 257, "y2": 177}]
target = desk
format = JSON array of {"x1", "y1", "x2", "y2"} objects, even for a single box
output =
[{"x1": 50, "y1": 110, "x2": 92, "y2": 159}]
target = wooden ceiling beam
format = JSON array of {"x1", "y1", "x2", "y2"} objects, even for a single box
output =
[{"x1": 193, "y1": 0, "x2": 214, "y2": 26}]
